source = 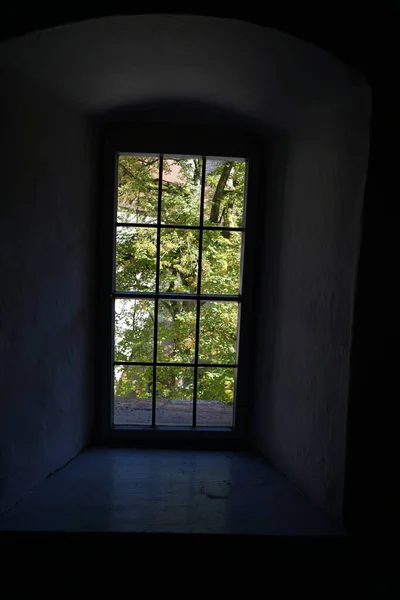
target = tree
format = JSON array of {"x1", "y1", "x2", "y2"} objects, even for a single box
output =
[{"x1": 114, "y1": 155, "x2": 245, "y2": 405}]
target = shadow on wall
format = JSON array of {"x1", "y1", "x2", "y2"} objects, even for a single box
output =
[{"x1": 93, "y1": 97, "x2": 284, "y2": 139}]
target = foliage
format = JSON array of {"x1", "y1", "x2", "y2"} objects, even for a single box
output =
[{"x1": 114, "y1": 155, "x2": 245, "y2": 404}]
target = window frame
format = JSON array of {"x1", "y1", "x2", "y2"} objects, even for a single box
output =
[{"x1": 95, "y1": 122, "x2": 262, "y2": 444}]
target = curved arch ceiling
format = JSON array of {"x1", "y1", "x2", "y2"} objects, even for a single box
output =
[
  {"x1": 0, "y1": 15, "x2": 370, "y2": 129},
  {"x1": 0, "y1": 8, "x2": 376, "y2": 79}
]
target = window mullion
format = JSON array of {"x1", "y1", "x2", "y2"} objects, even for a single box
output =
[
  {"x1": 115, "y1": 361, "x2": 238, "y2": 368},
  {"x1": 152, "y1": 154, "x2": 164, "y2": 427},
  {"x1": 192, "y1": 157, "x2": 207, "y2": 427},
  {"x1": 113, "y1": 292, "x2": 242, "y2": 302},
  {"x1": 115, "y1": 222, "x2": 244, "y2": 232}
]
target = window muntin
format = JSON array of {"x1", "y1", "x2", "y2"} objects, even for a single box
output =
[{"x1": 112, "y1": 154, "x2": 247, "y2": 428}]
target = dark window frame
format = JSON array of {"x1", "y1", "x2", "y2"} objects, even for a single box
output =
[{"x1": 95, "y1": 123, "x2": 262, "y2": 444}]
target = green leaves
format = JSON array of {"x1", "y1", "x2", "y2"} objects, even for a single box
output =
[
  {"x1": 159, "y1": 229, "x2": 199, "y2": 293},
  {"x1": 117, "y1": 155, "x2": 159, "y2": 223},
  {"x1": 157, "y1": 300, "x2": 197, "y2": 363},
  {"x1": 115, "y1": 227, "x2": 157, "y2": 292},
  {"x1": 161, "y1": 158, "x2": 201, "y2": 225},
  {"x1": 114, "y1": 299, "x2": 154, "y2": 362},
  {"x1": 198, "y1": 368, "x2": 236, "y2": 403},
  {"x1": 199, "y1": 302, "x2": 238, "y2": 364},
  {"x1": 114, "y1": 155, "x2": 246, "y2": 405},
  {"x1": 201, "y1": 231, "x2": 242, "y2": 294}
]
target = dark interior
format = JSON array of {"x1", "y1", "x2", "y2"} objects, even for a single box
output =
[{"x1": 0, "y1": 8, "x2": 394, "y2": 554}]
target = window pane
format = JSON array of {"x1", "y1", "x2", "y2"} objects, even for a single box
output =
[
  {"x1": 114, "y1": 299, "x2": 154, "y2": 362},
  {"x1": 117, "y1": 155, "x2": 159, "y2": 224},
  {"x1": 156, "y1": 366, "x2": 194, "y2": 426},
  {"x1": 196, "y1": 367, "x2": 235, "y2": 427},
  {"x1": 115, "y1": 226, "x2": 157, "y2": 292},
  {"x1": 161, "y1": 157, "x2": 202, "y2": 226},
  {"x1": 203, "y1": 158, "x2": 246, "y2": 228},
  {"x1": 157, "y1": 300, "x2": 197, "y2": 363},
  {"x1": 114, "y1": 365, "x2": 153, "y2": 425},
  {"x1": 199, "y1": 302, "x2": 238, "y2": 364},
  {"x1": 201, "y1": 230, "x2": 242, "y2": 294},
  {"x1": 159, "y1": 229, "x2": 199, "y2": 294}
]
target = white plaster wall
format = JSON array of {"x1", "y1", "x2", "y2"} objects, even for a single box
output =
[
  {"x1": 0, "y1": 15, "x2": 370, "y2": 520},
  {"x1": 254, "y1": 123, "x2": 369, "y2": 520},
  {"x1": 0, "y1": 72, "x2": 96, "y2": 515}
]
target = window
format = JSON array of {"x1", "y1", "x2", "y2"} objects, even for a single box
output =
[{"x1": 98, "y1": 124, "x2": 260, "y2": 438}]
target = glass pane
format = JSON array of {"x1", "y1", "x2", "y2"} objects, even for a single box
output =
[
  {"x1": 156, "y1": 366, "x2": 194, "y2": 426},
  {"x1": 115, "y1": 226, "x2": 157, "y2": 292},
  {"x1": 161, "y1": 157, "x2": 202, "y2": 225},
  {"x1": 203, "y1": 158, "x2": 246, "y2": 228},
  {"x1": 196, "y1": 367, "x2": 235, "y2": 427},
  {"x1": 117, "y1": 155, "x2": 159, "y2": 224},
  {"x1": 201, "y1": 230, "x2": 242, "y2": 294},
  {"x1": 114, "y1": 365, "x2": 153, "y2": 425},
  {"x1": 157, "y1": 300, "x2": 197, "y2": 363},
  {"x1": 199, "y1": 302, "x2": 238, "y2": 364},
  {"x1": 114, "y1": 299, "x2": 154, "y2": 362},
  {"x1": 159, "y1": 229, "x2": 199, "y2": 294}
]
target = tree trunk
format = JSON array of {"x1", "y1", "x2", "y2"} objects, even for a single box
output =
[
  {"x1": 193, "y1": 159, "x2": 202, "y2": 184},
  {"x1": 209, "y1": 161, "x2": 234, "y2": 224}
]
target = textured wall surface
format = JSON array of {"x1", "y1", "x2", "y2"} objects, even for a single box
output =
[
  {"x1": 253, "y1": 124, "x2": 369, "y2": 520},
  {"x1": 0, "y1": 15, "x2": 370, "y2": 521},
  {"x1": 0, "y1": 73, "x2": 96, "y2": 515}
]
